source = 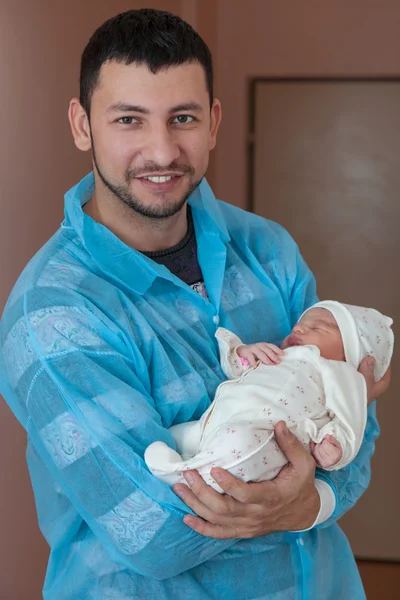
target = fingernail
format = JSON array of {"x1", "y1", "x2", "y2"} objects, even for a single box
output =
[
  {"x1": 174, "y1": 488, "x2": 185, "y2": 499},
  {"x1": 282, "y1": 424, "x2": 288, "y2": 435},
  {"x1": 183, "y1": 472, "x2": 194, "y2": 486},
  {"x1": 212, "y1": 469, "x2": 223, "y2": 482},
  {"x1": 368, "y1": 357, "x2": 375, "y2": 368}
]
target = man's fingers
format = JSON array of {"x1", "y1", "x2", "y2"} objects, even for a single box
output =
[
  {"x1": 173, "y1": 484, "x2": 222, "y2": 524},
  {"x1": 210, "y1": 468, "x2": 257, "y2": 503},
  {"x1": 274, "y1": 421, "x2": 315, "y2": 474},
  {"x1": 183, "y1": 515, "x2": 238, "y2": 539},
  {"x1": 211, "y1": 468, "x2": 280, "y2": 507},
  {"x1": 359, "y1": 358, "x2": 391, "y2": 403},
  {"x1": 173, "y1": 470, "x2": 243, "y2": 526}
]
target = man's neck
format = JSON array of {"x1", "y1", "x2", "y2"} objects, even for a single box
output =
[{"x1": 83, "y1": 186, "x2": 189, "y2": 253}]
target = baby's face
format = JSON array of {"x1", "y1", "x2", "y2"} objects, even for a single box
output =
[{"x1": 281, "y1": 308, "x2": 345, "y2": 361}]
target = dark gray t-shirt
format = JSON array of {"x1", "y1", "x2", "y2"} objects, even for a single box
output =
[{"x1": 142, "y1": 206, "x2": 209, "y2": 299}]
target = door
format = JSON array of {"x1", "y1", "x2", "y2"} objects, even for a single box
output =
[{"x1": 251, "y1": 79, "x2": 400, "y2": 560}]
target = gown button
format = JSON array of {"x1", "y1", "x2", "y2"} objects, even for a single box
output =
[{"x1": 213, "y1": 315, "x2": 220, "y2": 325}]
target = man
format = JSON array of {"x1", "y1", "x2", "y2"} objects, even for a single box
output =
[{"x1": 0, "y1": 9, "x2": 390, "y2": 600}]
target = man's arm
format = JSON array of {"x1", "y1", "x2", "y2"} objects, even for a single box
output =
[{"x1": 1, "y1": 301, "x2": 237, "y2": 579}]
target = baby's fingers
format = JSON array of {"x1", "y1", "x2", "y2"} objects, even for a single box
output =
[
  {"x1": 241, "y1": 349, "x2": 258, "y2": 367},
  {"x1": 259, "y1": 343, "x2": 284, "y2": 356},
  {"x1": 257, "y1": 346, "x2": 282, "y2": 364},
  {"x1": 325, "y1": 434, "x2": 341, "y2": 448},
  {"x1": 253, "y1": 348, "x2": 275, "y2": 365}
]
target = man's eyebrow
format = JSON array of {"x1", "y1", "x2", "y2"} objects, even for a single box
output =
[
  {"x1": 106, "y1": 102, "x2": 204, "y2": 115},
  {"x1": 169, "y1": 102, "x2": 203, "y2": 113},
  {"x1": 106, "y1": 103, "x2": 150, "y2": 114}
]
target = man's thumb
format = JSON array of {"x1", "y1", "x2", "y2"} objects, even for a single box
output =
[
  {"x1": 274, "y1": 421, "x2": 315, "y2": 475},
  {"x1": 274, "y1": 421, "x2": 303, "y2": 459}
]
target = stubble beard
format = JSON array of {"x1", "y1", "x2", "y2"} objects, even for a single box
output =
[{"x1": 92, "y1": 142, "x2": 204, "y2": 220}]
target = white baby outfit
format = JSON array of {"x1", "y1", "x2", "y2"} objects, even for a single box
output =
[{"x1": 145, "y1": 301, "x2": 393, "y2": 492}]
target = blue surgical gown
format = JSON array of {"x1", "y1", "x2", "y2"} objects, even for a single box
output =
[{"x1": 0, "y1": 173, "x2": 377, "y2": 599}]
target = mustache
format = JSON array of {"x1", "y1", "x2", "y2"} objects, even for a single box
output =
[{"x1": 126, "y1": 162, "x2": 195, "y2": 180}]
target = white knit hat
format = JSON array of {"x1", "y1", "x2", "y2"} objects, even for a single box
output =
[{"x1": 300, "y1": 301, "x2": 394, "y2": 382}]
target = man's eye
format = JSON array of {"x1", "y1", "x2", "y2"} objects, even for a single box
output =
[
  {"x1": 118, "y1": 117, "x2": 138, "y2": 125},
  {"x1": 172, "y1": 115, "x2": 194, "y2": 124}
]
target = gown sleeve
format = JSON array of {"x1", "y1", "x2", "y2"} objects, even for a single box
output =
[{"x1": 1, "y1": 297, "x2": 237, "y2": 580}]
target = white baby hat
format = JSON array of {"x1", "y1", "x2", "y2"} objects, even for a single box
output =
[{"x1": 301, "y1": 301, "x2": 394, "y2": 381}]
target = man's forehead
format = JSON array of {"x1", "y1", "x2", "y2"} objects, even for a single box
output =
[{"x1": 94, "y1": 60, "x2": 208, "y2": 108}]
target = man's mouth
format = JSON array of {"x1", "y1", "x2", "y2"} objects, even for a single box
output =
[
  {"x1": 135, "y1": 174, "x2": 183, "y2": 191},
  {"x1": 143, "y1": 175, "x2": 174, "y2": 183},
  {"x1": 139, "y1": 174, "x2": 182, "y2": 183}
]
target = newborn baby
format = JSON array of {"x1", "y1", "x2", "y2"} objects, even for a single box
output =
[{"x1": 145, "y1": 301, "x2": 393, "y2": 492}]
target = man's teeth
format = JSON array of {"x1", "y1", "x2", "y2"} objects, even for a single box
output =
[{"x1": 143, "y1": 175, "x2": 174, "y2": 183}]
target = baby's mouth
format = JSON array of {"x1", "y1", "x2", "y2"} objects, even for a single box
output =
[{"x1": 282, "y1": 334, "x2": 303, "y2": 349}]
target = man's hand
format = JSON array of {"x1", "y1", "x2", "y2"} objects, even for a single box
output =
[
  {"x1": 173, "y1": 421, "x2": 319, "y2": 539},
  {"x1": 359, "y1": 356, "x2": 391, "y2": 405}
]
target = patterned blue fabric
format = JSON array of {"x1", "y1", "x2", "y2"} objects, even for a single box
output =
[{"x1": 0, "y1": 173, "x2": 377, "y2": 599}]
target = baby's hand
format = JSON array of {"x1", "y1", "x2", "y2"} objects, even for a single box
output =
[
  {"x1": 310, "y1": 435, "x2": 343, "y2": 469},
  {"x1": 236, "y1": 342, "x2": 284, "y2": 367}
]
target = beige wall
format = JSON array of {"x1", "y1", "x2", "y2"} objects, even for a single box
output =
[
  {"x1": 0, "y1": 2, "x2": 180, "y2": 598},
  {"x1": 214, "y1": 0, "x2": 400, "y2": 207}
]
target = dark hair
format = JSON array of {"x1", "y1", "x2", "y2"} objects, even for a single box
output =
[{"x1": 80, "y1": 9, "x2": 213, "y2": 114}]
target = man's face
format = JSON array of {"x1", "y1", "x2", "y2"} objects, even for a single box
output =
[{"x1": 87, "y1": 60, "x2": 221, "y2": 219}]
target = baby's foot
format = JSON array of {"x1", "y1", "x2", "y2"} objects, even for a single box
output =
[{"x1": 310, "y1": 435, "x2": 343, "y2": 468}]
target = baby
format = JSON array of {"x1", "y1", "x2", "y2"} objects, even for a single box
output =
[{"x1": 145, "y1": 301, "x2": 393, "y2": 492}]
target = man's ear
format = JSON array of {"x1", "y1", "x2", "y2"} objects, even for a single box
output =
[
  {"x1": 68, "y1": 98, "x2": 92, "y2": 151},
  {"x1": 209, "y1": 98, "x2": 222, "y2": 151}
]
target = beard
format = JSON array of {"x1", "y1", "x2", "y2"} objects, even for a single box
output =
[{"x1": 91, "y1": 142, "x2": 203, "y2": 220}]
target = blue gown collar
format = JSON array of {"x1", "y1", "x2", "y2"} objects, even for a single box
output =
[{"x1": 63, "y1": 172, "x2": 230, "y2": 299}]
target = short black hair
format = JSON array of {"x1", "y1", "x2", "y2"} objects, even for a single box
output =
[{"x1": 80, "y1": 9, "x2": 213, "y2": 114}]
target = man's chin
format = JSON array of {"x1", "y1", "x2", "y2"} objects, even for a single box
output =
[{"x1": 121, "y1": 190, "x2": 188, "y2": 220}]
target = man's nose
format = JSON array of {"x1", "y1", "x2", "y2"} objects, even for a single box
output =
[{"x1": 141, "y1": 125, "x2": 181, "y2": 167}]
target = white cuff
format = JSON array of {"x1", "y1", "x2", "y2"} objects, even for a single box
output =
[{"x1": 291, "y1": 479, "x2": 336, "y2": 532}]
